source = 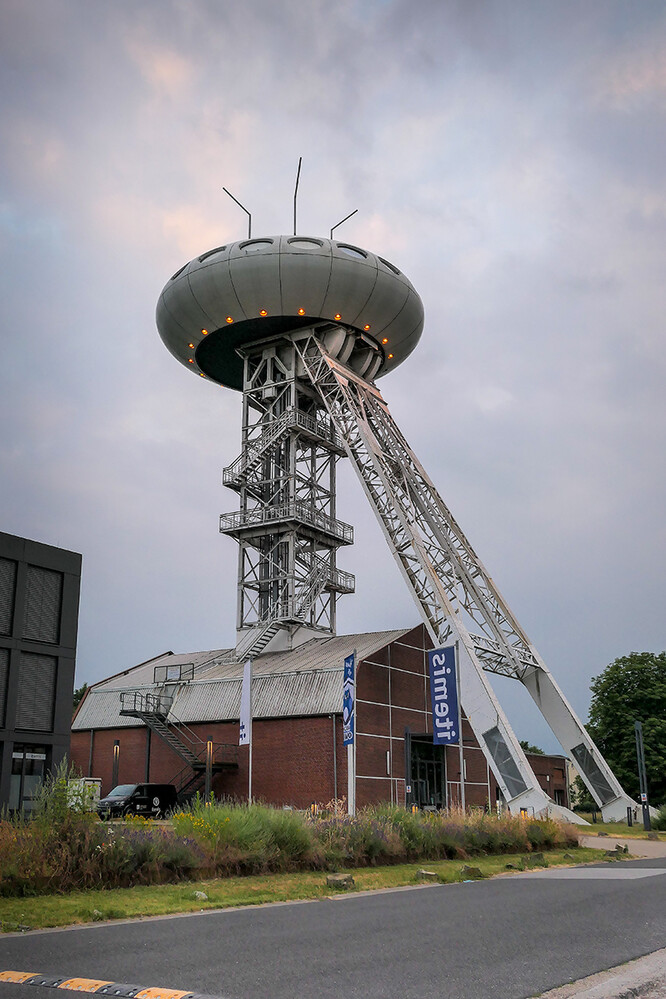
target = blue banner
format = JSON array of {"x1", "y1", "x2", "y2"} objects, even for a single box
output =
[
  {"x1": 428, "y1": 646, "x2": 459, "y2": 745},
  {"x1": 343, "y1": 653, "x2": 355, "y2": 745}
]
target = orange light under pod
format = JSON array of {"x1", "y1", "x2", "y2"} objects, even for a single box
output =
[
  {"x1": 188, "y1": 358, "x2": 194, "y2": 364},
  {"x1": 225, "y1": 316, "x2": 234, "y2": 324},
  {"x1": 201, "y1": 329, "x2": 209, "y2": 335},
  {"x1": 382, "y1": 338, "x2": 388, "y2": 344},
  {"x1": 364, "y1": 324, "x2": 371, "y2": 331},
  {"x1": 334, "y1": 313, "x2": 341, "y2": 321},
  {"x1": 298, "y1": 308, "x2": 305, "y2": 316},
  {"x1": 388, "y1": 353, "x2": 394, "y2": 359},
  {"x1": 260, "y1": 309, "x2": 268, "y2": 317}
]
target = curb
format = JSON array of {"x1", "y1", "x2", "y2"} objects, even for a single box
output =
[{"x1": 531, "y1": 947, "x2": 666, "y2": 999}]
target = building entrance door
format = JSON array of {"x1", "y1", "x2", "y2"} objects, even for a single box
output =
[
  {"x1": 410, "y1": 738, "x2": 446, "y2": 809},
  {"x1": 9, "y1": 744, "x2": 48, "y2": 812}
]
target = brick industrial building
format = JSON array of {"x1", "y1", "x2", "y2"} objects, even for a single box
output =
[{"x1": 70, "y1": 625, "x2": 569, "y2": 811}]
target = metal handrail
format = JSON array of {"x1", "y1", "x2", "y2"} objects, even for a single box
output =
[
  {"x1": 223, "y1": 409, "x2": 344, "y2": 484},
  {"x1": 153, "y1": 663, "x2": 195, "y2": 684},
  {"x1": 120, "y1": 690, "x2": 174, "y2": 716},
  {"x1": 219, "y1": 500, "x2": 353, "y2": 544},
  {"x1": 327, "y1": 566, "x2": 355, "y2": 591}
]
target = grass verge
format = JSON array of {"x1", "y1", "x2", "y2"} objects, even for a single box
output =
[
  {"x1": 574, "y1": 816, "x2": 665, "y2": 839},
  {"x1": 0, "y1": 847, "x2": 610, "y2": 933}
]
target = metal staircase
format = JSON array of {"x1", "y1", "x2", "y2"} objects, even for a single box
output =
[
  {"x1": 119, "y1": 691, "x2": 238, "y2": 791},
  {"x1": 222, "y1": 341, "x2": 353, "y2": 659},
  {"x1": 234, "y1": 618, "x2": 282, "y2": 661},
  {"x1": 295, "y1": 331, "x2": 636, "y2": 822},
  {"x1": 223, "y1": 408, "x2": 345, "y2": 494},
  {"x1": 232, "y1": 552, "x2": 337, "y2": 661}
]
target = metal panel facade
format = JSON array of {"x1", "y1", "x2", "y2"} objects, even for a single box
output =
[
  {"x1": 0, "y1": 647, "x2": 8, "y2": 727},
  {"x1": 23, "y1": 566, "x2": 63, "y2": 643},
  {"x1": 0, "y1": 557, "x2": 16, "y2": 635},
  {"x1": 16, "y1": 652, "x2": 57, "y2": 731},
  {"x1": 0, "y1": 531, "x2": 82, "y2": 810}
]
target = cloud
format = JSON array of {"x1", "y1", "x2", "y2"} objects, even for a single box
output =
[
  {"x1": 124, "y1": 36, "x2": 195, "y2": 101},
  {"x1": 0, "y1": 0, "x2": 665, "y2": 754}
]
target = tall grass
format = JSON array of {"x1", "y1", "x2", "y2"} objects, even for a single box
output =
[
  {"x1": 0, "y1": 774, "x2": 579, "y2": 897},
  {"x1": 171, "y1": 799, "x2": 316, "y2": 873},
  {"x1": 0, "y1": 765, "x2": 203, "y2": 897},
  {"x1": 171, "y1": 800, "x2": 578, "y2": 876}
]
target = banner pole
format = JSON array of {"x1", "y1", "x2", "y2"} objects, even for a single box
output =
[
  {"x1": 456, "y1": 642, "x2": 465, "y2": 812},
  {"x1": 248, "y1": 662, "x2": 253, "y2": 804},
  {"x1": 239, "y1": 658, "x2": 253, "y2": 804},
  {"x1": 353, "y1": 649, "x2": 357, "y2": 816},
  {"x1": 344, "y1": 650, "x2": 356, "y2": 815}
]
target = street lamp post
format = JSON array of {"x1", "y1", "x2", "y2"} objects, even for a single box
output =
[
  {"x1": 112, "y1": 740, "x2": 120, "y2": 789},
  {"x1": 205, "y1": 738, "x2": 213, "y2": 800}
]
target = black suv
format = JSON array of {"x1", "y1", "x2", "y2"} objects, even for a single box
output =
[{"x1": 97, "y1": 783, "x2": 177, "y2": 819}]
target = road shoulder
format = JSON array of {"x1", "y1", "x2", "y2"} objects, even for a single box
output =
[{"x1": 532, "y1": 947, "x2": 666, "y2": 999}]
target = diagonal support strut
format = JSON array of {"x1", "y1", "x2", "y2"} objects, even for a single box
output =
[{"x1": 296, "y1": 332, "x2": 636, "y2": 822}]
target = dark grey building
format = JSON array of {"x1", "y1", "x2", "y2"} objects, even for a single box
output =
[{"x1": 0, "y1": 531, "x2": 82, "y2": 811}]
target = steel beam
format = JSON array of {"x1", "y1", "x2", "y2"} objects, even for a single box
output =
[{"x1": 296, "y1": 332, "x2": 635, "y2": 821}]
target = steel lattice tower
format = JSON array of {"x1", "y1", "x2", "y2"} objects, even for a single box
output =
[
  {"x1": 220, "y1": 333, "x2": 354, "y2": 658},
  {"x1": 157, "y1": 233, "x2": 637, "y2": 822}
]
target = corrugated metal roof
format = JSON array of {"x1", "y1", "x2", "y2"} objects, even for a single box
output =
[
  {"x1": 195, "y1": 628, "x2": 410, "y2": 681},
  {"x1": 171, "y1": 670, "x2": 342, "y2": 723},
  {"x1": 74, "y1": 689, "x2": 145, "y2": 729},
  {"x1": 72, "y1": 627, "x2": 413, "y2": 731},
  {"x1": 73, "y1": 669, "x2": 344, "y2": 730},
  {"x1": 99, "y1": 649, "x2": 231, "y2": 689}
]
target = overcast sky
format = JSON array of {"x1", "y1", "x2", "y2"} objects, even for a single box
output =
[{"x1": 1, "y1": 0, "x2": 664, "y2": 751}]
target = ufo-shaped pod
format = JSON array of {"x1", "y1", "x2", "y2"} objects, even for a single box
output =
[
  {"x1": 225, "y1": 239, "x2": 282, "y2": 320},
  {"x1": 319, "y1": 243, "x2": 379, "y2": 327},
  {"x1": 157, "y1": 267, "x2": 202, "y2": 368},
  {"x1": 184, "y1": 245, "x2": 246, "y2": 331},
  {"x1": 352, "y1": 260, "x2": 411, "y2": 339},
  {"x1": 160, "y1": 261, "x2": 213, "y2": 342},
  {"x1": 278, "y1": 236, "x2": 333, "y2": 318},
  {"x1": 156, "y1": 235, "x2": 425, "y2": 389},
  {"x1": 376, "y1": 286, "x2": 424, "y2": 353}
]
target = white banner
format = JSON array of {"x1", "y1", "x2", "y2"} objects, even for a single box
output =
[{"x1": 239, "y1": 658, "x2": 252, "y2": 746}]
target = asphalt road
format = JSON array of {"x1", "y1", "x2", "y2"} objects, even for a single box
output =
[{"x1": 1, "y1": 857, "x2": 665, "y2": 999}]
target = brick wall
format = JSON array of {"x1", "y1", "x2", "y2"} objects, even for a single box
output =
[
  {"x1": 70, "y1": 624, "x2": 568, "y2": 811},
  {"x1": 355, "y1": 625, "x2": 569, "y2": 811},
  {"x1": 71, "y1": 714, "x2": 346, "y2": 808}
]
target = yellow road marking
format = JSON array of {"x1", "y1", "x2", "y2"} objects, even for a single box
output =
[
  {"x1": 134, "y1": 990, "x2": 192, "y2": 999},
  {"x1": 58, "y1": 980, "x2": 113, "y2": 992},
  {"x1": 0, "y1": 973, "x2": 198, "y2": 999}
]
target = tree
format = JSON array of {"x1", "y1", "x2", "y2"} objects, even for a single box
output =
[
  {"x1": 73, "y1": 682, "x2": 88, "y2": 710},
  {"x1": 586, "y1": 652, "x2": 666, "y2": 806},
  {"x1": 570, "y1": 775, "x2": 596, "y2": 811},
  {"x1": 519, "y1": 740, "x2": 544, "y2": 755}
]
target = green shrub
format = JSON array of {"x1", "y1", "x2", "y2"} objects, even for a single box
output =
[{"x1": 651, "y1": 803, "x2": 666, "y2": 831}]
